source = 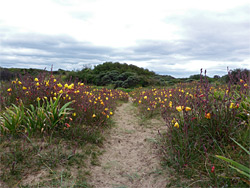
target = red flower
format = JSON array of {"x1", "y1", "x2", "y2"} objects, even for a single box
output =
[
  {"x1": 211, "y1": 166, "x2": 215, "y2": 173},
  {"x1": 65, "y1": 123, "x2": 70, "y2": 128}
]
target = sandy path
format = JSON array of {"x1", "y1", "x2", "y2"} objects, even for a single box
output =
[{"x1": 89, "y1": 99, "x2": 169, "y2": 188}]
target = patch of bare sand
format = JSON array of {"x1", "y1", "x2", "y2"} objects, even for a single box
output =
[{"x1": 89, "y1": 99, "x2": 169, "y2": 188}]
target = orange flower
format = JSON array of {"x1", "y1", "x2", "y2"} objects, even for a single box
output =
[
  {"x1": 205, "y1": 113, "x2": 211, "y2": 119},
  {"x1": 185, "y1": 107, "x2": 191, "y2": 111}
]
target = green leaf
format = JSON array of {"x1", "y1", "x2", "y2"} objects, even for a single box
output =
[
  {"x1": 215, "y1": 155, "x2": 250, "y2": 175},
  {"x1": 229, "y1": 165, "x2": 250, "y2": 178},
  {"x1": 231, "y1": 138, "x2": 250, "y2": 155}
]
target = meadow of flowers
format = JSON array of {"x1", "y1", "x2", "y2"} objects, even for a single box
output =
[
  {"x1": 131, "y1": 70, "x2": 250, "y2": 186},
  {"x1": 0, "y1": 72, "x2": 129, "y2": 136}
]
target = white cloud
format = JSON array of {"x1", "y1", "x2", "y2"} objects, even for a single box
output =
[{"x1": 0, "y1": 0, "x2": 249, "y2": 77}]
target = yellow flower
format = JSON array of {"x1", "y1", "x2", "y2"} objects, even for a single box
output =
[
  {"x1": 139, "y1": 100, "x2": 141, "y2": 104},
  {"x1": 53, "y1": 97, "x2": 57, "y2": 100},
  {"x1": 174, "y1": 122, "x2": 179, "y2": 128},
  {"x1": 53, "y1": 79, "x2": 57, "y2": 82},
  {"x1": 205, "y1": 113, "x2": 211, "y2": 119},
  {"x1": 147, "y1": 107, "x2": 150, "y2": 111},
  {"x1": 240, "y1": 79, "x2": 244, "y2": 83},
  {"x1": 37, "y1": 97, "x2": 41, "y2": 101},
  {"x1": 68, "y1": 84, "x2": 74, "y2": 89},
  {"x1": 18, "y1": 81, "x2": 22, "y2": 85},
  {"x1": 92, "y1": 114, "x2": 96, "y2": 118},
  {"x1": 7, "y1": 88, "x2": 12, "y2": 92},
  {"x1": 244, "y1": 84, "x2": 248, "y2": 87},
  {"x1": 171, "y1": 118, "x2": 176, "y2": 124},
  {"x1": 176, "y1": 106, "x2": 184, "y2": 112},
  {"x1": 12, "y1": 81, "x2": 16, "y2": 84},
  {"x1": 22, "y1": 86, "x2": 27, "y2": 90},
  {"x1": 144, "y1": 96, "x2": 147, "y2": 99},
  {"x1": 230, "y1": 103, "x2": 235, "y2": 109},
  {"x1": 34, "y1": 78, "x2": 39, "y2": 82},
  {"x1": 73, "y1": 112, "x2": 76, "y2": 116},
  {"x1": 44, "y1": 96, "x2": 47, "y2": 100},
  {"x1": 68, "y1": 96, "x2": 71, "y2": 100},
  {"x1": 59, "y1": 89, "x2": 63, "y2": 94},
  {"x1": 36, "y1": 82, "x2": 40, "y2": 86},
  {"x1": 169, "y1": 101, "x2": 172, "y2": 108},
  {"x1": 107, "y1": 115, "x2": 110, "y2": 118},
  {"x1": 57, "y1": 83, "x2": 62, "y2": 87},
  {"x1": 64, "y1": 84, "x2": 69, "y2": 88},
  {"x1": 106, "y1": 97, "x2": 108, "y2": 100},
  {"x1": 110, "y1": 112, "x2": 113, "y2": 115},
  {"x1": 105, "y1": 108, "x2": 108, "y2": 111},
  {"x1": 185, "y1": 107, "x2": 191, "y2": 111}
]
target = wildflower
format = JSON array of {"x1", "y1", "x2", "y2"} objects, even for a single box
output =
[
  {"x1": 53, "y1": 79, "x2": 56, "y2": 82},
  {"x1": 65, "y1": 123, "x2": 70, "y2": 128},
  {"x1": 73, "y1": 112, "x2": 76, "y2": 116},
  {"x1": 107, "y1": 115, "x2": 110, "y2": 118},
  {"x1": 139, "y1": 100, "x2": 141, "y2": 104},
  {"x1": 18, "y1": 81, "x2": 22, "y2": 85},
  {"x1": 205, "y1": 113, "x2": 211, "y2": 119},
  {"x1": 34, "y1": 78, "x2": 39, "y2": 82},
  {"x1": 240, "y1": 79, "x2": 244, "y2": 83},
  {"x1": 106, "y1": 97, "x2": 108, "y2": 100},
  {"x1": 59, "y1": 89, "x2": 63, "y2": 94},
  {"x1": 92, "y1": 114, "x2": 96, "y2": 118},
  {"x1": 64, "y1": 84, "x2": 69, "y2": 88},
  {"x1": 12, "y1": 81, "x2": 16, "y2": 84},
  {"x1": 244, "y1": 83, "x2": 248, "y2": 87},
  {"x1": 45, "y1": 81, "x2": 49, "y2": 86},
  {"x1": 144, "y1": 96, "x2": 147, "y2": 99},
  {"x1": 37, "y1": 97, "x2": 41, "y2": 101},
  {"x1": 22, "y1": 86, "x2": 27, "y2": 90},
  {"x1": 174, "y1": 122, "x2": 179, "y2": 128},
  {"x1": 230, "y1": 103, "x2": 235, "y2": 109},
  {"x1": 68, "y1": 84, "x2": 74, "y2": 89},
  {"x1": 185, "y1": 107, "x2": 191, "y2": 111},
  {"x1": 171, "y1": 118, "x2": 176, "y2": 124},
  {"x1": 7, "y1": 88, "x2": 12, "y2": 92},
  {"x1": 169, "y1": 94, "x2": 172, "y2": 97},
  {"x1": 176, "y1": 106, "x2": 184, "y2": 112},
  {"x1": 36, "y1": 82, "x2": 40, "y2": 86},
  {"x1": 57, "y1": 83, "x2": 62, "y2": 87},
  {"x1": 105, "y1": 108, "x2": 108, "y2": 111},
  {"x1": 44, "y1": 96, "x2": 47, "y2": 100},
  {"x1": 110, "y1": 112, "x2": 113, "y2": 115},
  {"x1": 211, "y1": 166, "x2": 215, "y2": 173},
  {"x1": 147, "y1": 107, "x2": 150, "y2": 111},
  {"x1": 169, "y1": 101, "x2": 172, "y2": 108},
  {"x1": 53, "y1": 97, "x2": 57, "y2": 100}
]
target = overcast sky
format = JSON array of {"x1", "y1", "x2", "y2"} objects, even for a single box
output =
[{"x1": 0, "y1": 0, "x2": 249, "y2": 77}]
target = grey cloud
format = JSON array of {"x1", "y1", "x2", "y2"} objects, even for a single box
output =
[
  {"x1": 162, "y1": 6, "x2": 250, "y2": 62},
  {"x1": 1, "y1": 4, "x2": 249, "y2": 78}
]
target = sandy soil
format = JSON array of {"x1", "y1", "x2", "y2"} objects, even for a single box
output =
[{"x1": 89, "y1": 99, "x2": 169, "y2": 188}]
